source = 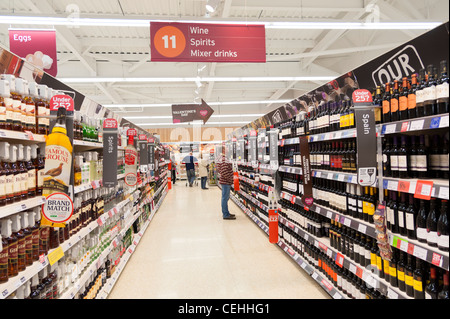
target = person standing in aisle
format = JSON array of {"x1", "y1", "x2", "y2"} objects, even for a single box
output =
[
  {"x1": 216, "y1": 147, "x2": 236, "y2": 220},
  {"x1": 170, "y1": 152, "x2": 177, "y2": 185},
  {"x1": 199, "y1": 153, "x2": 209, "y2": 190},
  {"x1": 182, "y1": 152, "x2": 198, "y2": 187}
]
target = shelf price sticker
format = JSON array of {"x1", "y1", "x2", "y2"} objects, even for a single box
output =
[
  {"x1": 414, "y1": 180, "x2": 434, "y2": 200},
  {"x1": 431, "y1": 253, "x2": 443, "y2": 268},
  {"x1": 335, "y1": 252, "x2": 345, "y2": 268}
]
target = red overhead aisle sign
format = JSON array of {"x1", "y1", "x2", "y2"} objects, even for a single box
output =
[{"x1": 150, "y1": 22, "x2": 266, "y2": 63}]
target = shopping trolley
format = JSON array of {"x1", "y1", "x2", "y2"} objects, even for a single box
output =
[{"x1": 185, "y1": 163, "x2": 199, "y2": 187}]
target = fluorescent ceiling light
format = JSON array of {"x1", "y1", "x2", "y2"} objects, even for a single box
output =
[
  {"x1": 138, "y1": 121, "x2": 250, "y2": 126},
  {"x1": 106, "y1": 99, "x2": 292, "y2": 108},
  {"x1": 124, "y1": 114, "x2": 264, "y2": 119},
  {"x1": 59, "y1": 76, "x2": 335, "y2": 83},
  {"x1": 0, "y1": 15, "x2": 441, "y2": 30}
]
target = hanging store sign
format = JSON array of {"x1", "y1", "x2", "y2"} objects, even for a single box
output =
[
  {"x1": 171, "y1": 99, "x2": 214, "y2": 124},
  {"x1": 353, "y1": 89, "x2": 378, "y2": 187},
  {"x1": 249, "y1": 130, "x2": 258, "y2": 168},
  {"x1": 8, "y1": 29, "x2": 58, "y2": 77},
  {"x1": 138, "y1": 134, "x2": 149, "y2": 166},
  {"x1": 268, "y1": 129, "x2": 278, "y2": 170},
  {"x1": 150, "y1": 22, "x2": 266, "y2": 63},
  {"x1": 299, "y1": 136, "x2": 314, "y2": 207},
  {"x1": 102, "y1": 118, "x2": 118, "y2": 188}
]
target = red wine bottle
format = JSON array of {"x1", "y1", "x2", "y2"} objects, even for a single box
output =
[
  {"x1": 416, "y1": 199, "x2": 428, "y2": 243},
  {"x1": 438, "y1": 271, "x2": 449, "y2": 299},
  {"x1": 426, "y1": 198, "x2": 439, "y2": 247},
  {"x1": 437, "y1": 199, "x2": 449, "y2": 252},
  {"x1": 425, "y1": 266, "x2": 439, "y2": 299}
]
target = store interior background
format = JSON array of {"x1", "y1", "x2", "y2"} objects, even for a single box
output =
[{"x1": 0, "y1": 0, "x2": 448, "y2": 150}]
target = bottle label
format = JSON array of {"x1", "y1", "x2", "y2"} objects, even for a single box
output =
[
  {"x1": 390, "y1": 98, "x2": 399, "y2": 113},
  {"x1": 415, "y1": 89, "x2": 424, "y2": 103},
  {"x1": 0, "y1": 104, "x2": 5, "y2": 122},
  {"x1": 398, "y1": 155, "x2": 408, "y2": 171},
  {"x1": 427, "y1": 230, "x2": 438, "y2": 244},
  {"x1": 416, "y1": 227, "x2": 427, "y2": 241},
  {"x1": 38, "y1": 168, "x2": 45, "y2": 187},
  {"x1": 398, "y1": 210, "x2": 405, "y2": 227},
  {"x1": 405, "y1": 274, "x2": 413, "y2": 286},
  {"x1": 5, "y1": 174, "x2": 13, "y2": 195},
  {"x1": 405, "y1": 212, "x2": 415, "y2": 230},
  {"x1": 43, "y1": 144, "x2": 72, "y2": 195},
  {"x1": 436, "y1": 82, "x2": 449, "y2": 100},
  {"x1": 439, "y1": 154, "x2": 449, "y2": 171},
  {"x1": 12, "y1": 100, "x2": 21, "y2": 122},
  {"x1": 424, "y1": 86, "x2": 437, "y2": 102},
  {"x1": 408, "y1": 94, "x2": 416, "y2": 110},
  {"x1": 390, "y1": 155, "x2": 399, "y2": 170},
  {"x1": 26, "y1": 103, "x2": 35, "y2": 125},
  {"x1": 28, "y1": 169, "x2": 36, "y2": 189},
  {"x1": 430, "y1": 154, "x2": 440, "y2": 170},
  {"x1": 0, "y1": 174, "x2": 5, "y2": 197},
  {"x1": 13, "y1": 174, "x2": 21, "y2": 194},
  {"x1": 0, "y1": 244, "x2": 8, "y2": 269},
  {"x1": 415, "y1": 155, "x2": 427, "y2": 172},
  {"x1": 20, "y1": 172, "x2": 28, "y2": 193},
  {"x1": 399, "y1": 96, "x2": 408, "y2": 111},
  {"x1": 382, "y1": 100, "x2": 390, "y2": 114},
  {"x1": 437, "y1": 234, "x2": 449, "y2": 248}
]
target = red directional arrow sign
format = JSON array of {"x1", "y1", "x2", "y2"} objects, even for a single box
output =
[{"x1": 171, "y1": 99, "x2": 214, "y2": 124}]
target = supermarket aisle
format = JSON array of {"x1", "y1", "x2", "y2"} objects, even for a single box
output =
[{"x1": 108, "y1": 182, "x2": 330, "y2": 299}]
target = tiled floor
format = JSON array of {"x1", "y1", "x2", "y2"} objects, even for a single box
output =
[{"x1": 107, "y1": 182, "x2": 330, "y2": 299}]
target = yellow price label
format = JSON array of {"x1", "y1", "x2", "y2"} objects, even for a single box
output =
[{"x1": 48, "y1": 246, "x2": 64, "y2": 266}]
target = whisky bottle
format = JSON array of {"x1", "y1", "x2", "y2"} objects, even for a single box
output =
[
  {"x1": 42, "y1": 107, "x2": 73, "y2": 197},
  {"x1": 36, "y1": 85, "x2": 48, "y2": 135},
  {"x1": 0, "y1": 79, "x2": 10, "y2": 130}
]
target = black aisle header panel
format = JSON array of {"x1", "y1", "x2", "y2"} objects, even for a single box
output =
[{"x1": 231, "y1": 22, "x2": 449, "y2": 137}]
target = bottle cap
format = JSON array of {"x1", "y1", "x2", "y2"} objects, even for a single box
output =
[
  {"x1": 20, "y1": 212, "x2": 28, "y2": 229},
  {"x1": 14, "y1": 78, "x2": 25, "y2": 95},
  {"x1": 30, "y1": 144, "x2": 38, "y2": 160},
  {"x1": 1, "y1": 218, "x2": 12, "y2": 237},
  {"x1": 0, "y1": 79, "x2": 10, "y2": 97},
  {"x1": 11, "y1": 214, "x2": 21, "y2": 232},
  {"x1": 27, "y1": 210, "x2": 35, "y2": 227},
  {"x1": 28, "y1": 82, "x2": 39, "y2": 98},
  {"x1": 9, "y1": 144, "x2": 17, "y2": 163},
  {"x1": 2, "y1": 74, "x2": 16, "y2": 92},
  {"x1": 17, "y1": 144, "x2": 24, "y2": 161},
  {"x1": 37, "y1": 84, "x2": 48, "y2": 100},
  {"x1": 0, "y1": 142, "x2": 10, "y2": 161},
  {"x1": 25, "y1": 145, "x2": 31, "y2": 162},
  {"x1": 31, "y1": 273, "x2": 39, "y2": 286}
]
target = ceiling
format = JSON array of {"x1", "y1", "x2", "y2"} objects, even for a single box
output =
[{"x1": 0, "y1": 0, "x2": 448, "y2": 129}]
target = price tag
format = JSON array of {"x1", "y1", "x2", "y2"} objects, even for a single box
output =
[
  {"x1": 47, "y1": 246, "x2": 64, "y2": 266},
  {"x1": 410, "y1": 119, "x2": 424, "y2": 131},
  {"x1": 414, "y1": 180, "x2": 434, "y2": 200},
  {"x1": 439, "y1": 187, "x2": 449, "y2": 200},
  {"x1": 387, "y1": 180, "x2": 398, "y2": 191},
  {"x1": 398, "y1": 180, "x2": 410, "y2": 193},
  {"x1": 439, "y1": 115, "x2": 449, "y2": 128},
  {"x1": 412, "y1": 245, "x2": 428, "y2": 260},
  {"x1": 338, "y1": 174, "x2": 345, "y2": 182},
  {"x1": 387, "y1": 288, "x2": 399, "y2": 299},
  {"x1": 335, "y1": 253, "x2": 344, "y2": 268},
  {"x1": 326, "y1": 211, "x2": 333, "y2": 219},
  {"x1": 358, "y1": 223, "x2": 367, "y2": 234},
  {"x1": 400, "y1": 121, "x2": 410, "y2": 132},
  {"x1": 349, "y1": 263, "x2": 357, "y2": 274},
  {"x1": 430, "y1": 117, "x2": 441, "y2": 129},
  {"x1": 431, "y1": 253, "x2": 443, "y2": 267},
  {"x1": 290, "y1": 195, "x2": 296, "y2": 205},
  {"x1": 344, "y1": 218, "x2": 352, "y2": 227},
  {"x1": 384, "y1": 124, "x2": 397, "y2": 134}
]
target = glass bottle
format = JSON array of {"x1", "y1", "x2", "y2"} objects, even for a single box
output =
[{"x1": 436, "y1": 60, "x2": 449, "y2": 114}]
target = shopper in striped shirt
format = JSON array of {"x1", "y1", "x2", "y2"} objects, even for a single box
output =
[{"x1": 217, "y1": 149, "x2": 236, "y2": 220}]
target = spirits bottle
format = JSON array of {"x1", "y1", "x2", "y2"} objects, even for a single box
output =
[
  {"x1": 42, "y1": 107, "x2": 73, "y2": 198},
  {"x1": 11, "y1": 214, "x2": 25, "y2": 272},
  {"x1": 17, "y1": 144, "x2": 28, "y2": 201},
  {"x1": 36, "y1": 85, "x2": 48, "y2": 135},
  {"x1": 399, "y1": 77, "x2": 409, "y2": 120},
  {"x1": 20, "y1": 211, "x2": 32, "y2": 267},
  {"x1": 9, "y1": 144, "x2": 21, "y2": 202},
  {"x1": 0, "y1": 219, "x2": 11, "y2": 283},
  {"x1": 0, "y1": 79, "x2": 10, "y2": 130}
]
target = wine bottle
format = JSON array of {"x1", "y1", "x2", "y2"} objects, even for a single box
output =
[
  {"x1": 405, "y1": 254, "x2": 415, "y2": 297},
  {"x1": 408, "y1": 73, "x2": 418, "y2": 119},
  {"x1": 426, "y1": 198, "x2": 439, "y2": 247},
  {"x1": 397, "y1": 192, "x2": 408, "y2": 236},
  {"x1": 389, "y1": 248, "x2": 399, "y2": 288},
  {"x1": 397, "y1": 135, "x2": 409, "y2": 179},
  {"x1": 425, "y1": 266, "x2": 439, "y2": 299},
  {"x1": 416, "y1": 199, "x2": 428, "y2": 243},
  {"x1": 429, "y1": 135, "x2": 440, "y2": 179},
  {"x1": 382, "y1": 137, "x2": 391, "y2": 177},
  {"x1": 413, "y1": 258, "x2": 425, "y2": 299},
  {"x1": 415, "y1": 135, "x2": 428, "y2": 179},
  {"x1": 382, "y1": 82, "x2": 391, "y2": 123},
  {"x1": 438, "y1": 271, "x2": 449, "y2": 299},
  {"x1": 390, "y1": 136, "x2": 399, "y2": 178},
  {"x1": 390, "y1": 191, "x2": 399, "y2": 234},
  {"x1": 405, "y1": 194, "x2": 417, "y2": 240},
  {"x1": 415, "y1": 69, "x2": 427, "y2": 118},
  {"x1": 424, "y1": 65, "x2": 437, "y2": 116},
  {"x1": 437, "y1": 199, "x2": 449, "y2": 252},
  {"x1": 373, "y1": 86, "x2": 382, "y2": 124},
  {"x1": 390, "y1": 80, "x2": 400, "y2": 122},
  {"x1": 399, "y1": 77, "x2": 409, "y2": 120},
  {"x1": 440, "y1": 137, "x2": 449, "y2": 180},
  {"x1": 436, "y1": 60, "x2": 449, "y2": 114},
  {"x1": 397, "y1": 251, "x2": 406, "y2": 292}
]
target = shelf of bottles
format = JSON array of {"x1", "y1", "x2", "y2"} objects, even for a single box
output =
[
  {"x1": 0, "y1": 70, "x2": 169, "y2": 299},
  {"x1": 230, "y1": 61, "x2": 449, "y2": 299}
]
